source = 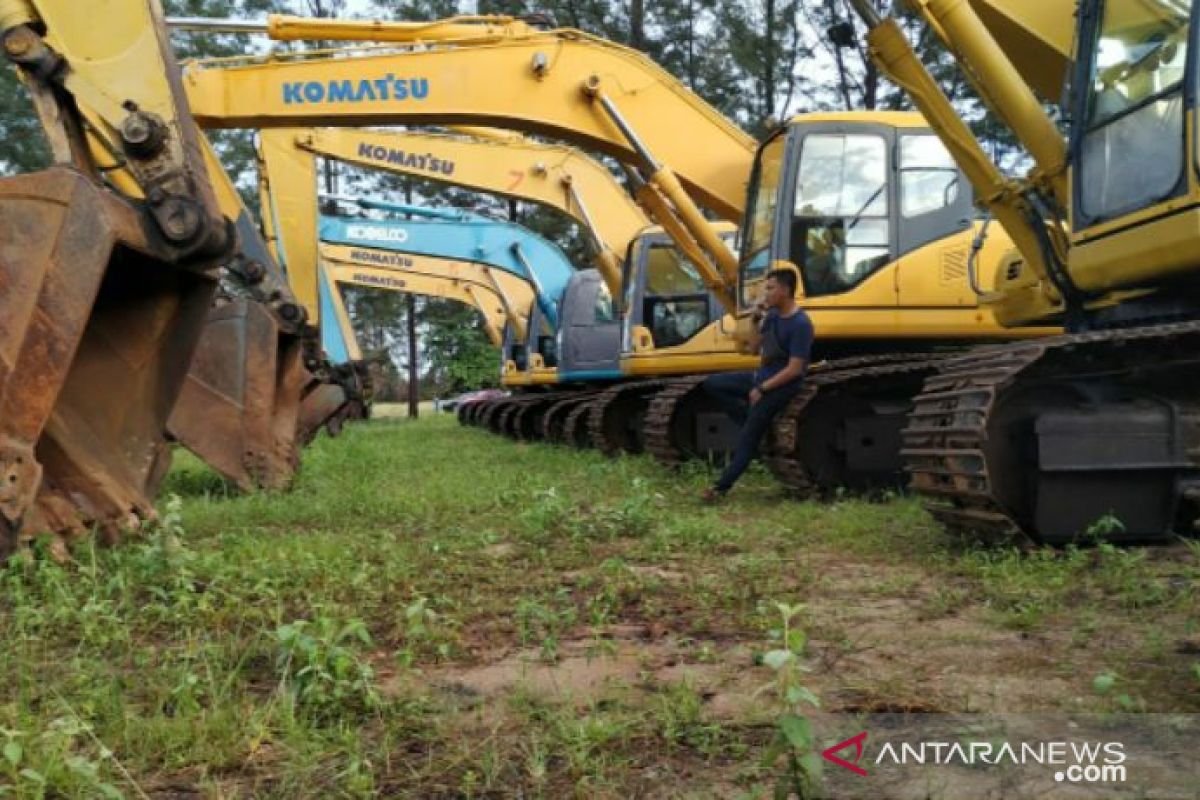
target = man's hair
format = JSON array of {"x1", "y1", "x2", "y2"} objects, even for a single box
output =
[{"x1": 766, "y1": 268, "x2": 797, "y2": 296}]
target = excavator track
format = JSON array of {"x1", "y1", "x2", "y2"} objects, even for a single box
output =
[
  {"x1": 564, "y1": 398, "x2": 599, "y2": 448},
  {"x1": 903, "y1": 321, "x2": 1200, "y2": 543},
  {"x1": 511, "y1": 393, "x2": 569, "y2": 441},
  {"x1": 476, "y1": 397, "x2": 507, "y2": 431},
  {"x1": 541, "y1": 393, "x2": 597, "y2": 443},
  {"x1": 463, "y1": 397, "x2": 491, "y2": 426},
  {"x1": 485, "y1": 396, "x2": 522, "y2": 434},
  {"x1": 587, "y1": 380, "x2": 667, "y2": 456},
  {"x1": 497, "y1": 395, "x2": 548, "y2": 438},
  {"x1": 456, "y1": 400, "x2": 474, "y2": 426},
  {"x1": 765, "y1": 354, "x2": 946, "y2": 497},
  {"x1": 494, "y1": 399, "x2": 522, "y2": 436},
  {"x1": 642, "y1": 375, "x2": 713, "y2": 467}
]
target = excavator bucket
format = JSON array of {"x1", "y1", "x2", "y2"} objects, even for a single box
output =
[
  {"x1": 1, "y1": 168, "x2": 218, "y2": 556},
  {"x1": 167, "y1": 298, "x2": 307, "y2": 491},
  {"x1": 296, "y1": 361, "x2": 359, "y2": 444}
]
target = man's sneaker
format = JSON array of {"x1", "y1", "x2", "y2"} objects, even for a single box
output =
[{"x1": 700, "y1": 486, "x2": 726, "y2": 505}]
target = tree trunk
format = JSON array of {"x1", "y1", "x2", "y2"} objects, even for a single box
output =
[
  {"x1": 686, "y1": 0, "x2": 696, "y2": 89},
  {"x1": 764, "y1": 0, "x2": 777, "y2": 120},
  {"x1": 407, "y1": 294, "x2": 418, "y2": 419},
  {"x1": 630, "y1": 0, "x2": 645, "y2": 50}
]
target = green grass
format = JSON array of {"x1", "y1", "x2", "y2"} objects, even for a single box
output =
[{"x1": 0, "y1": 414, "x2": 1197, "y2": 798}]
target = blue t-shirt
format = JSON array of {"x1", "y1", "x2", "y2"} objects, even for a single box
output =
[{"x1": 755, "y1": 308, "x2": 814, "y2": 387}]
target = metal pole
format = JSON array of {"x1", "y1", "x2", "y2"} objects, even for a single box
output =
[{"x1": 165, "y1": 16, "x2": 269, "y2": 33}]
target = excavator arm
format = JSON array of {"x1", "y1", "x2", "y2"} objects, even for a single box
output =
[
  {"x1": 314, "y1": 249, "x2": 518, "y2": 421},
  {"x1": 319, "y1": 247, "x2": 527, "y2": 350},
  {"x1": 178, "y1": 18, "x2": 753, "y2": 312},
  {"x1": 845, "y1": 0, "x2": 1072, "y2": 323},
  {"x1": 271, "y1": 126, "x2": 651, "y2": 298},
  {"x1": 257, "y1": 125, "x2": 575, "y2": 332}
]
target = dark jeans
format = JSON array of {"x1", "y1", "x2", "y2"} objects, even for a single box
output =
[{"x1": 703, "y1": 370, "x2": 801, "y2": 493}]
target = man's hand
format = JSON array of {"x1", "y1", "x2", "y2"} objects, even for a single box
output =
[
  {"x1": 749, "y1": 387, "x2": 764, "y2": 406},
  {"x1": 751, "y1": 301, "x2": 768, "y2": 325}
]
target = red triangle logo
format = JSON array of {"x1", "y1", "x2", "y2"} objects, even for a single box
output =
[{"x1": 822, "y1": 731, "x2": 869, "y2": 776}]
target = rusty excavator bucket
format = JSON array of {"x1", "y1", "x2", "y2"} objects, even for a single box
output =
[
  {"x1": 0, "y1": 0, "x2": 356, "y2": 557},
  {"x1": 169, "y1": 296, "x2": 360, "y2": 490},
  {"x1": 0, "y1": 168, "x2": 218, "y2": 556},
  {"x1": 167, "y1": 298, "x2": 308, "y2": 491},
  {"x1": 166, "y1": 146, "x2": 354, "y2": 494},
  {"x1": 298, "y1": 358, "x2": 370, "y2": 443}
]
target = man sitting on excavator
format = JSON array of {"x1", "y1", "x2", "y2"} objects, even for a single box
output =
[{"x1": 700, "y1": 269, "x2": 813, "y2": 501}]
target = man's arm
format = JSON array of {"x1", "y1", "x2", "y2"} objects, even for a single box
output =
[
  {"x1": 744, "y1": 303, "x2": 768, "y2": 355},
  {"x1": 760, "y1": 356, "x2": 806, "y2": 391},
  {"x1": 759, "y1": 315, "x2": 813, "y2": 392}
]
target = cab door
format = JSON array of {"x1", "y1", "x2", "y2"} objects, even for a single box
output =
[
  {"x1": 892, "y1": 131, "x2": 977, "y2": 309},
  {"x1": 786, "y1": 128, "x2": 897, "y2": 305},
  {"x1": 559, "y1": 270, "x2": 620, "y2": 376}
]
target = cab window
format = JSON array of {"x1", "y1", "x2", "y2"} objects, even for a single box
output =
[
  {"x1": 1079, "y1": 0, "x2": 1189, "y2": 221},
  {"x1": 790, "y1": 134, "x2": 890, "y2": 297},
  {"x1": 739, "y1": 134, "x2": 787, "y2": 305},
  {"x1": 594, "y1": 281, "x2": 615, "y2": 323},
  {"x1": 644, "y1": 244, "x2": 710, "y2": 347},
  {"x1": 900, "y1": 135, "x2": 959, "y2": 217}
]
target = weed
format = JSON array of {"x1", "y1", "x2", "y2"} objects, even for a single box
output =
[
  {"x1": 519, "y1": 478, "x2": 660, "y2": 543},
  {"x1": 756, "y1": 602, "x2": 822, "y2": 798},
  {"x1": 651, "y1": 680, "x2": 727, "y2": 755},
  {"x1": 1084, "y1": 512, "x2": 1126, "y2": 542},
  {"x1": 273, "y1": 614, "x2": 380, "y2": 723},
  {"x1": 515, "y1": 589, "x2": 578, "y2": 663},
  {"x1": 1092, "y1": 670, "x2": 1141, "y2": 712},
  {"x1": 393, "y1": 596, "x2": 452, "y2": 667},
  {"x1": 0, "y1": 714, "x2": 128, "y2": 799}
]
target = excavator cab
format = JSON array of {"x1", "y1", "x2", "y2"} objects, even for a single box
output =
[
  {"x1": 623, "y1": 232, "x2": 720, "y2": 350},
  {"x1": 501, "y1": 305, "x2": 556, "y2": 384},
  {"x1": 558, "y1": 270, "x2": 621, "y2": 379},
  {"x1": 1066, "y1": 0, "x2": 1199, "y2": 298},
  {"x1": 738, "y1": 115, "x2": 975, "y2": 337},
  {"x1": 1074, "y1": 0, "x2": 1189, "y2": 229}
]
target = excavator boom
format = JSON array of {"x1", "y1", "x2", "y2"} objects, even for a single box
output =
[
  {"x1": 180, "y1": 25, "x2": 753, "y2": 309},
  {"x1": 184, "y1": 34, "x2": 752, "y2": 218},
  {"x1": 274, "y1": 127, "x2": 649, "y2": 297}
]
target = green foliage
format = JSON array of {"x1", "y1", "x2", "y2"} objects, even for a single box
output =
[
  {"x1": 0, "y1": 714, "x2": 129, "y2": 799},
  {"x1": 520, "y1": 477, "x2": 661, "y2": 542},
  {"x1": 273, "y1": 615, "x2": 381, "y2": 723},
  {"x1": 0, "y1": 415, "x2": 1194, "y2": 795},
  {"x1": 0, "y1": 66, "x2": 50, "y2": 175},
  {"x1": 515, "y1": 590, "x2": 578, "y2": 663},
  {"x1": 420, "y1": 298, "x2": 501, "y2": 393},
  {"x1": 652, "y1": 681, "x2": 728, "y2": 755},
  {"x1": 1092, "y1": 670, "x2": 1140, "y2": 712},
  {"x1": 393, "y1": 595, "x2": 453, "y2": 666},
  {"x1": 757, "y1": 602, "x2": 822, "y2": 799}
]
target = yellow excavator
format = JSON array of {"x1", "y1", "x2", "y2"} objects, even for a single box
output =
[
  {"x1": 178, "y1": 137, "x2": 354, "y2": 486},
  {"x1": 177, "y1": 14, "x2": 1057, "y2": 495},
  {"x1": 834, "y1": 0, "x2": 1200, "y2": 543},
  {"x1": 256, "y1": 125, "x2": 755, "y2": 452},
  {"x1": 0, "y1": 0, "x2": 354, "y2": 555},
  {"x1": 316, "y1": 238, "x2": 535, "y2": 420},
  {"x1": 320, "y1": 257, "x2": 518, "y2": 354}
]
